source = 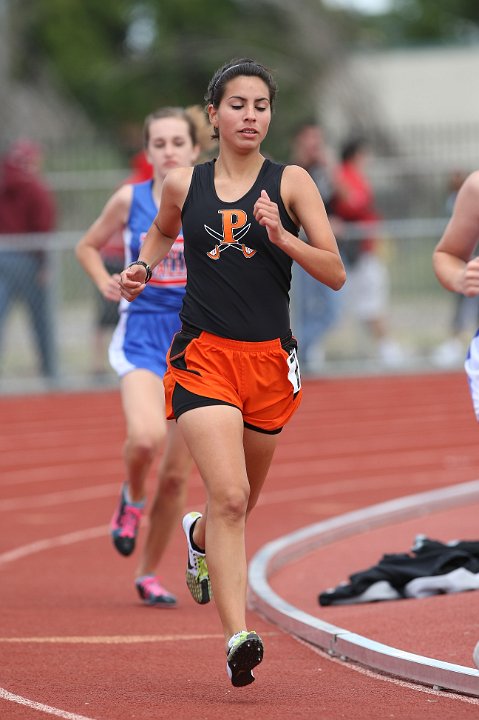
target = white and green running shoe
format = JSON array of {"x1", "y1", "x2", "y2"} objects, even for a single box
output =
[
  {"x1": 182, "y1": 512, "x2": 212, "y2": 604},
  {"x1": 226, "y1": 630, "x2": 264, "y2": 687}
]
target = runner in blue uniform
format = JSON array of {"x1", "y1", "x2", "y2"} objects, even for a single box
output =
[
  {"x1": 76, "y1": 107, "x2": 200, "y2": 607},
  {"x1": 119, "y1": 59, "x2": 345, "y2": 685}
]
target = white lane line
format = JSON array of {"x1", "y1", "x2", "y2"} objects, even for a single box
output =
[
  {"x1": 0, "y1": 471, "x2": 455, "y2": 516},
  {"x1": 1, "y1": 473, "x2": 470, "y2": 570},
  {"x1": 294, "y1": 637, "x2": 479, "y2": 706},
  {"x1": 0, "y1": 632, "x2": 274, "y2": 718},
  {"x1": 0, "y1": 494, "x2": 212, "y2": 569},
  {"x1": 1, "y1": 460, "x2": 121, "y2": 487},
  {"x1": 0, "y1": 483, "x2": 122, "y2": 511},
  {"x1": 0, "y1": 474, "x2": 205, "y2": 510},
  {"x1": 0, "y1": 687, "x2": 96, "y2": 720},
  {"x1": 0, "y1": 526, "x2": 108, "y2": 567},
  {"x1": 257, "y1": 472, "x2": 456, "y2": 507},
  {"x1": 0, "y1": 633, "x2": 225, "y2": 644}
]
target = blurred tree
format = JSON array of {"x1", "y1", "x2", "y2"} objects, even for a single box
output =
[
  {"x1": 10, "y1": 0, "x2": 346, "y2": 160},
  {"x1": 0, "y1": 0, "x2": 11, "y2": 139},
  {"x1": 11, "y1": 0, "x2": 473, "y2": 158},
  {"x1": 347, "y1": 0, "x2": 479, "y2": 47}
]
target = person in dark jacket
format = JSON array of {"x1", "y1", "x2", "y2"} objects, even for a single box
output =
[{"x1": 0, "y1": 139, "x2": 56, "y2": 377}]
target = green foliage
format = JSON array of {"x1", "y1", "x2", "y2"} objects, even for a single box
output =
[
  {"x1": 13, "y1": 0, "x2": 476, "y2": 159},
  {"x1": 11, "y1": 0, "x2": 342, "y2": 160},
  {"x1": 349, "y1": 0, "x2": 479, "y2": 48},
  {"x1": 392, "y1": 0, "x2": 479, "y2": 42}
]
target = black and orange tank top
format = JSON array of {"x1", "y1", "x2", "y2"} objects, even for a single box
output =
[{"x1": 180, "y1": 158, "x2": 299, "y2": 341}]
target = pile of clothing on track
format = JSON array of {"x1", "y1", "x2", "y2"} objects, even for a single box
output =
[{"x1": 319, "y1": 535, "x2": 479, "y2": 606}]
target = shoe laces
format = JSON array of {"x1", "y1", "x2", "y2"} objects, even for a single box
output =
[
  {"x1": 120, "y1": 505, "x2": 142, "y2": 538},
  {"x1": 188, "y1": 544, "x2": 208, "y2": 578},
  {"x1": 141, "y1": 576, "x2": 169, "y2": 597}
]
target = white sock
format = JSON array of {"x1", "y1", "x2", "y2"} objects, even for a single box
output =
[{"x1": 124, "y1": 484, "x2": 144, "y2": 506}]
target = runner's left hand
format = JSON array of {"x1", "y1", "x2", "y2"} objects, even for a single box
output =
[{"x1": 253, "y1": 190, "x2": 286, "y2": 247}]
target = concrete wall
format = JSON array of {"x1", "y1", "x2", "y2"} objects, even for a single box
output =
[{"x1": 321, "y1": 44, "x2": 479, "y2": 160}]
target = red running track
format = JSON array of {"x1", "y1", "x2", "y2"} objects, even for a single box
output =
[{"x1": 1, "y1": 372, "x2": 479, "y2": 719}]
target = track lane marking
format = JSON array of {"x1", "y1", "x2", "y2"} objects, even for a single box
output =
[
  {"x1": 0, "y1": 526, "x2": 108, "y2": 567},
  {"x1": 0, "y1": 633, "x2": 225, "y2": 644},
  {"x1": 0, "y1": 483, "x2": 126, "y2": 511},
  {"x1": 1, "y1": 475, "x2": 474, "y2": 570},
  {"x1": 0, "y1": 469, "x2": 459, "y2": 515},
  {"x1": 0, "y1": 632, "x2": 276, "y2": 719},
  {"x1": 0, "y1": 687, "x2": 96, "y2": 720}
]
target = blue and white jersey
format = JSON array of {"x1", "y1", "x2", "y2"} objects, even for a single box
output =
[
  {"x1": 122, "y1": 180, "x2": 186, "y2": 314},
  {"x1": 109, "y1": 180, "x2": 186, "y2": 379}
]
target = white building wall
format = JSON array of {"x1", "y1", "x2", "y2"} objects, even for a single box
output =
[{"x1": 321, "y1": 44, "x2": 479, "y2": 154}]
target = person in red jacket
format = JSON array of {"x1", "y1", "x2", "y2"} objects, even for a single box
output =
[
  {"x1": 0, "y1": 139, "x2": 57, "y2": 377},
  {"x1": 332, "y1": 136, "x2": 404, "y2": 366}
]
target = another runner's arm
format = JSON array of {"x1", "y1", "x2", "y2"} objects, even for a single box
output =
[
  {"x1": 433, "y1": 171, "x2": 479, "y2": 297},
  {"x1": 119, "y1": 167, "x2": 192, "y2": 301},
  {"x1": 254, "y1": 164, "x2": 345, "y2": 290},
  {"x1": 76, "y1": 184, "x2": 132, "y2": 300}
]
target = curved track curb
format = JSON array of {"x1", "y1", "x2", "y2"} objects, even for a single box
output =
[{"x1": 248, "y1": 480, "x2": 479, "y2": 697}]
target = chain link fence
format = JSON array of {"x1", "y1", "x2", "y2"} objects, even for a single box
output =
[
  {"x1": 1, "y1": 125, "x2": 477, "y2": 395},
  {"x1": 0, "y1": 218, "x2": 463, "y2": 395}
]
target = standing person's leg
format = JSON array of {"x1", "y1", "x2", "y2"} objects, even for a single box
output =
[
  {"x1": 353, "y1": 252, "x2": 389, "y2": 340},
  {"x1": 353, "y1": 252, "x2": 404, "y2": 365},
  {"x1": 7, "y1": 251, "x2": 51, "y2": 376},
  {"x1": 25, "y1": 255, "x2": 55, "y2": 377},
  {"x1": 30, "y1": 280, "x2": 54, "y2": 377},
  {"x1": 293, "y1": 264, "x2": 342, "y2": 368},
  {"x1": 0, "y1": 268, "x2": 15, "y2": 373}
]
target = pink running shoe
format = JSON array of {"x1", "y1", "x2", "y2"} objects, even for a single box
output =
[
  {"x1": 110, "y1": 483, "x2": 144, "y2": 557},
  {"x1": 135, "y1": 575, "x2": 177, "y2": 607}
]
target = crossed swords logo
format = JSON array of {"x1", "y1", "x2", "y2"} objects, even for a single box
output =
[{"x1": 204, "y1": 223, "x2": 257, "y2": 260}]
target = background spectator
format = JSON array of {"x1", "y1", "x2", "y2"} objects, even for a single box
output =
[
  {"x1": 290, "y1": 123, "x2": 343, "y2": 371},
  {"x1": 0, "y1": 139, "x2": 57, "y2": 378},
  {"x1": 332, "y1": 136, "x2": 404, "y2": 366}
]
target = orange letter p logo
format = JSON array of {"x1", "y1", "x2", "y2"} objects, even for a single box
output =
[{"x1": 218, "y1": 209, "x2": 248, "y2": 244}]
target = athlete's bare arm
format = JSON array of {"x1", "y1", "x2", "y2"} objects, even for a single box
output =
[
  {"x1": 253, "y1": 164, "x2": 345, "y2": 290},
  {"x1": 76, "y1": 184, "x2": 132, "y2": 301},
  {"x1": 119, "y1": 167, "x2": 193, "y2": 302},
  {"x1": 433, "y1": 170, "x2": 479, "y2": 297}
]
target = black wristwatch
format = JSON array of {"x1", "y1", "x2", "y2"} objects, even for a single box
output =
[{"x1": 127, "y1": 260, "x2": 152, "y2": 283}]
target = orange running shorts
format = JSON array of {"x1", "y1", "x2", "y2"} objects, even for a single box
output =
[{"x1": 163, "y1": 326, "x2": 302, "y2": 434}]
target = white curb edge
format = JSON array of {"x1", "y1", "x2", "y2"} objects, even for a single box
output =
[{"x1": 248, "y1": 480, "x2": 479, "y2": 696}]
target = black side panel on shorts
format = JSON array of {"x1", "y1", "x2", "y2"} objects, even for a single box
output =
[{"x1": 169, "y1": 329, "x2": 201, "y2": 374}]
